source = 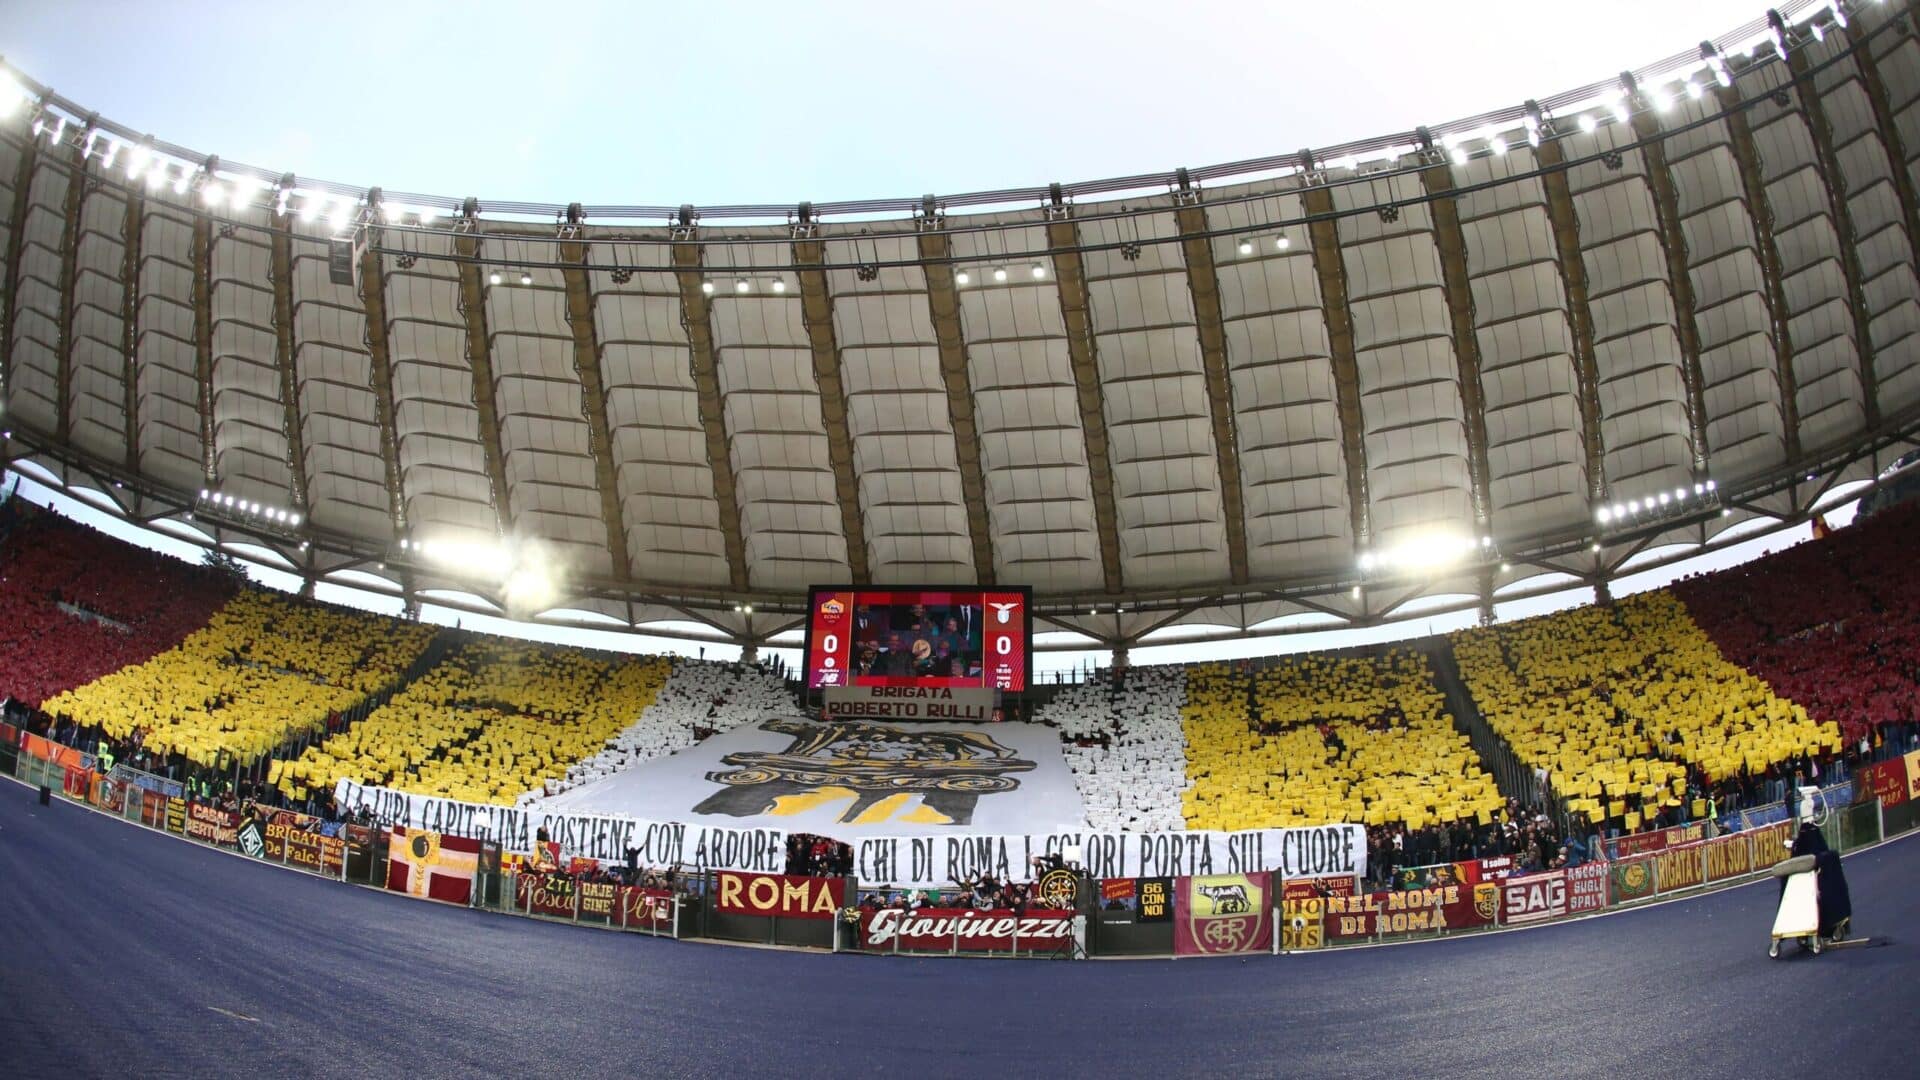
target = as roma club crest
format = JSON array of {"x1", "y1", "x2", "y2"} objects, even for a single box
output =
[
  {"x1": 1473, "y1": 882, "x2": 1500, "y2": 922},
  {"x1": 1184, "y1": 875, "x2": 1269, "y2": 956},
  {"x1": 694, "y1": 718, "x2": 1036, "y2": 825}
]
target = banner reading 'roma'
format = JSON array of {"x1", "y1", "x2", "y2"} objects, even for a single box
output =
[{"x1": 713, "y1": 871, "x2": 846, "y2": 920}]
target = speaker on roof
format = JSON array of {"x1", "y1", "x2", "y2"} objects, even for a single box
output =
[{"x1": 327, "y1": 226, "x2": 368, "y2": 290}]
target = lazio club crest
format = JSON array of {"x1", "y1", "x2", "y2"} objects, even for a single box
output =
[{"x1": 694, "y1": 718, "x2": 1035, "y2": 826}]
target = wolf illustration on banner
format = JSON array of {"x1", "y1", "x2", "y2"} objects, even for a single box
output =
[
  {"x1": 693, "y1": 717, "x2": 1036, "y2": 825},
  {"x1": 1175, "y1": 873, "x2": 1272, "y2": 956}
]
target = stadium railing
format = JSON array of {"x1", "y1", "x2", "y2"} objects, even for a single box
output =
[{"x1": 9, "y1": 739, "x2": 1912, "y2": 961}]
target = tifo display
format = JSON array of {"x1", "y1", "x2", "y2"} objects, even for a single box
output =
[
  {"x1": 6, "y1": 493, "x2": 1920, "y2": 958},
  {"x1": 10, "y1": 738, "x2": 1860, "y2": 966},
  {"x1": 803, "y1": 587, "x2": 1031, "y2": 692}
]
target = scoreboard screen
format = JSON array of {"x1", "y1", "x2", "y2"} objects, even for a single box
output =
[{"x1": 802, "y1": 586, "x2": 1032, "y2": 692}]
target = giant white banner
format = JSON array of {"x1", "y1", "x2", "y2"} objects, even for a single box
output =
[
  {"x1": 334, "y1": 778, "x2": 1366, "y2": 889},
  {"x1": 533, "y1": 716, "x2": 1087, "y2": 837}
]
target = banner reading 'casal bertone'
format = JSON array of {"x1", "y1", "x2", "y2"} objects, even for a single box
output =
[{"x1": 336, "y1": 778, "x2": 1366, "y2": 888}]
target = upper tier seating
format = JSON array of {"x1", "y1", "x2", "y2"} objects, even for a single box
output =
[
  {"x1": 1038, "y1": 667, "x2": 1190, "y2": 832},
  {"x1": 1181, "y1": 650, "x2": 1501, "y2": 831},
  {"x1": 533, "y1": 661, "x2": 797, "y2": 803},
  {"x1": 1674, "y1": 502, "x2": 1920, "y2": 743},
  {"x1": 283, "y1": 640, "x2": 671, "y2": 806},
  {"x1": 1451, "y1": 590, "x2": 1840, "y2": 830},
  {"x1": 0, "y1": 512, "x2": 233, "y2": 706},
  {"x1": 43, "y1": 590, "x2": 434, "y2": 767}
]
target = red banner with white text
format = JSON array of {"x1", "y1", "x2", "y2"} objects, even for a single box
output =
[
  {"x1": 620, "y1": 887, "x2": 676, "y2": 932},
  {"x1": 183, "y1": 802, "x2": 239, "y2": 847},
  {"x1": 1605, "y1": 821, "x2": 1707, "y2": 861},
  {"x1": 858, "y1": 907, "x2": 1074, "y2": 952}
]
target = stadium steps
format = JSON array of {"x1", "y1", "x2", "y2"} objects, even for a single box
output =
[{"x1": 1420, "y1": 638, "x2": 1570, "y2": 824}]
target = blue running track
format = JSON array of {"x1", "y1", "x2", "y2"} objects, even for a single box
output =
[{"x1": 2, "y1": 784, "x2": 1915, "y2": 1078}]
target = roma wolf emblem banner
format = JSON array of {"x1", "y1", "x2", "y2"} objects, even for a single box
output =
[
  {"x1": 1174, "y1": 872, "x2": 1272, "y2": 956},
  {"x1": 532, "y1": 716, "x2": 1086, "y2": 836}
]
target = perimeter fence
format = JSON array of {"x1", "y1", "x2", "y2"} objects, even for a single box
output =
[{"x1": 10, "y1": 738, "x2": 1913, "y2": 961}]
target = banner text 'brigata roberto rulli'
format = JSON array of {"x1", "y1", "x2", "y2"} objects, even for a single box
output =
[{"x1": 335, "y1": 779, "x2": 1367, "y2": 887}]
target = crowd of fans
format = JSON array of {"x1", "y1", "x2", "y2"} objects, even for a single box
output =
[
  {"x1": 1449, "y1": 590, "x2": 1841, "y2": 836},
  {"x1": 1182, "y1": 650, "x2": 1504, "y2": 832},
  {"x1": 858, "y1": 857, "x2": 1079, "y2": 912},
  {"x1": 277, "y1": 640, "x2": 671, "y2": 807},
  {"x1": 784, "y1": 833, "x2": 853, "y2": 877},
  {"x1": 1676, "y1": 502, "x2": 1920, "y2": 744},
  {"x1": 1363, "y1": 797, "x2": 1586, "y2": 888},
  {"x1": 8, "y1": 484, "x2": 1920, "y2": 902},
  {"x1": 0, "y1": 509, "x2": 234, "y2": 707},
  {"x1": 41, "y1": 589, "x2": 435, "y2": 770}
]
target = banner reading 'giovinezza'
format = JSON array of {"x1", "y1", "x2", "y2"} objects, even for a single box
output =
[{"x1": 335, "y1": 778, "x2": 1366, "y2": 888}]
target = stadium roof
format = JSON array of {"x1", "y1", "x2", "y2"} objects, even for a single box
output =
[{"x1": 3, "y1": 0, "x2": 1919, "y2": 651}]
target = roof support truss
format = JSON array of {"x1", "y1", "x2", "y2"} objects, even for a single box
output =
[
  {"x1": 1301, "y1": 185, "x2": 1373, "y2": 548},
  {"x1": 1418, "y1": 164, "x2": 1496, "y2": 535},
  {"x1": 119, "y1": 184, "x2": 142, "y2": 473},
  {"x1": 1846, "y1": 18, "x2": 1920, "y2": 419},
  {"x1": 1631, "y1": 109, "x2": 1712, "y2": 476},
  {"x1": 355, "y1": 240, "x2": 407, "y2": 536},
  {"x1": 559, "y1": 238, "x2": 632, "y2": 581},
  {"x1": 1, "y1": 133, "x2": 37, "y2": 410},
  {"x1": 55, "y1": 134, "x2": 85, "y2": 445},
  {"x1": 269, "y1": 209, "x2": 310, "y2": 514},
  {"x1": 191, "y1": 214, "x2": 215, "y2": 484},
  {"x1": 915, "y1": 229, "x2": 996, "y2": 584},
  {"x1": 1785, "y1": 48, "x2": 1883, "y2": 430},
  {"x1": 670, "y1": 240, "x2": 751, "y2": 590},
  {"x1": 453, "y1": 233, "x2": 513, "y2": 537},
  {"x1": 1718, "y1": 86, "x2": 1801, "y2": 461},
  {"x1": 1535, "y1": 140, "x2": 1610, "y2": 504},
  {"x1": 1173, "y1": 200, "x2": 1250, "y2": 584},
  {"x1": 1045, "y1": 215, "x2": 1124, "y2": 594},
  {"x1": 792, "y1": 238, "x2": 869, "y2": 583}
]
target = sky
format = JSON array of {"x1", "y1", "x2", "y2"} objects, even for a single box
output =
[
  {"x1": 0, "y1": 0, "x2": 1840, "y2": 674},
  {"x1": 4, "y1": 0, "x2": 1774, "y2": 208}
]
